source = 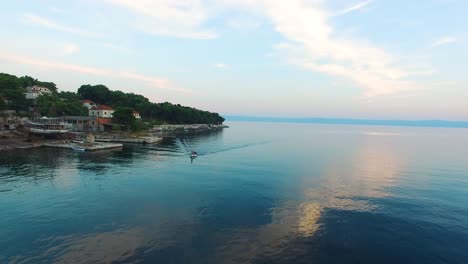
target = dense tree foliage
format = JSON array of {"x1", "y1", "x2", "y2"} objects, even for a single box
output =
[
  {"x1": 112, "y1": 107, "x2": 136, "y2": 127},
  {"x1": 0, "y1": 73, "x2": 82, "y2": 115},
  {"x1": 36, "y1": 94, "x2": 88, "y2": 117},
  {"x1": 0, "y1": 73, "x2": 225, "y2": 124},
  {"x1": 0, "y1": 97, "x2": 6, "y2": 111},
  {"x1": 0, "y1": 73, "x2": 28, "y2": 111},
  {"x1": 78, "y1": 84, "x2": 224, "y2": 124}
]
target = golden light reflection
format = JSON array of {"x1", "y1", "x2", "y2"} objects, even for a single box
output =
[
  {"x1": 305, "y1": 135, "x2": 405, "y2": 212},
  {"x1": 213, "y1": 201, "x2": 323, "y2": 264}
]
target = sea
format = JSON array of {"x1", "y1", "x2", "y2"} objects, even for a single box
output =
[{"x1": 1, "y1": 122, "x2": 467, "y2": 264}]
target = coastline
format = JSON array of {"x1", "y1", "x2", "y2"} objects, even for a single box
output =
[{"x1": 0, "y1": 124, "x2": 229, "y2": 151}]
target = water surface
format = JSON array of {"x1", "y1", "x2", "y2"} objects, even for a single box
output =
[{"x1": 1, "y1": 122, "x2": 468, "y2": 263}]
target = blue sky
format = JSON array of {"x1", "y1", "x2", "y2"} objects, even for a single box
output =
[{"x1": 0, "y1": 0, "x2": 466, "y2": 120}]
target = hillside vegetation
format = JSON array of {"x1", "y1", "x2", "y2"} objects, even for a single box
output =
[{"x1": 0, "y1": 73, "x2": 225, "y2": 125}]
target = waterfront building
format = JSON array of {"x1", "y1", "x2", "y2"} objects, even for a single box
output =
[
  {"x1": 61, "y1": 116, "x2": 98, "y2": 132},
  {"x1": 89, "y1": 105, "x2": 114, "y2": 118}
]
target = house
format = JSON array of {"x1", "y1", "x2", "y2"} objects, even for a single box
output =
[
  {"x1": 89, "y1": 105, "x2": 114, "y2": 118},
  {"x1": 133, "y1": 111, "x2": 141, "y2": 119},
  {"x1": 61, "y1": 116, "x2": 98, "y2": 132},
  {"x1": 81, "y1": 100, "x2": 96, "y2": 109},
  {"x1": 97, "y1": 118, "x2": 123, "y2": 132},
  {"x1": 25, "y1": 86, "x2": 52, "y2": 99},
  {"x1": 0, "y1": 96, "x2": 10, "y2": 105}
]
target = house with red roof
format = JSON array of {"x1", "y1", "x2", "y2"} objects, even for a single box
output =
[
  {"x1": 81, "y1": 100, "x2": 96, "y2": 109},
  {"x1": 133, "y1": 110, "x2": 141, "y2": 119},
  {"x1": 89, "y1": 105, "x2": 114, "y2": 118},
  {"x1": 25, "y1": 85, "x2": 51, "y2": 99}
]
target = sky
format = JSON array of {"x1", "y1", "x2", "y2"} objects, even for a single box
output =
[{"x1": 0, "y1": 0, "x2": 467, "y2": 120}]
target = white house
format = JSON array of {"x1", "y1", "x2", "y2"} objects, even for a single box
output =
[
  {"x1": 133, "y1": 111, "x2": 141, "y2": 119},
  {"x1": 25, "y1": 86, "x2": 52, "y2": 99},
  {"x1": 89, "y1": 105, "x2": 114, "y2": 118},
  {"x1": 81, "y1": 100, "x2": 96, "y2": 109}
]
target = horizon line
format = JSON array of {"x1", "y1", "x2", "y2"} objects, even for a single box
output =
[{"x1": 225, "y1": 116, "x2": 468, "y2": 128}]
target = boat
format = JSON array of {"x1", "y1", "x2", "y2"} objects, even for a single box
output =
[
  {"x1": 73, "y1": 147, "x2": 86, "y2": 152},
  {"x1": 27, "y1": 117, "x2": 70, "y2": 136},
  {"x1": 190, "y1": 153, "x2": 198, "y2": 158}
]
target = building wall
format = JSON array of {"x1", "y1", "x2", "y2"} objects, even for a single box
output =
[
  {"x1": 89, "y1": 110, "x2": 114, "y2": 118},
  {"x1": 83, "y1": 103, "x2": 96, "y2": 109},
  {"x1": 25, "y1": 86, "x2": 52, "y2": 100},
  {"x1": 25, "y1": 93, "x2": 40, "y2": 100}
]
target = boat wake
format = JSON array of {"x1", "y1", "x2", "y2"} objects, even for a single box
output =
[{"x1": 196, "y1": 141, "x2": 271, "y2": 157}]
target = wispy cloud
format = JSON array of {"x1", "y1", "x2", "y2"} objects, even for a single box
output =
[
  {"x1": 49, "y1": 6, "x2": 65, "y2": 14},
  {"x1": 97, "y1": 43, "x2": 135, "y2": 55},
  {"x1": 431, "y1": 37, "x2": 457, "y2": 47},
  {"x1": 59, "y1": 43, "x2": 80, "y2": 56},
  {"x1": 104, "y1": 0, "x2": 217, "y2": 39},
  {"x1": 226, "y1": 15, "x2": 261, "y2": 32},
  {"x1": 120, "y1": 72, "x2": 191, "y2": 93},
  {"x1": 334, "y1": 0, "x2": 373, "y2": 16},
  {"x1": 214, "y1": 63, "x2": 228, "y2": 69},
  {"x1": 224, "y1": 0, "x2": 424, "y2": 97},
  {"x1": 0, "y1": 52, "x2": 187, "y2": 93},
  {"x1": 22, "y1": 13, "x2": 96, "y2": 37}
]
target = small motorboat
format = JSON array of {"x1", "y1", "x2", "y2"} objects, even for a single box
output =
[{"x1": 73, "y1": 147, "x2": 86, "y2": 152}]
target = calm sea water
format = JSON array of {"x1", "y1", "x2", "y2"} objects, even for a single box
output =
[{"x1": 1, "y1": 122, "x2": 468, "y2": 264}]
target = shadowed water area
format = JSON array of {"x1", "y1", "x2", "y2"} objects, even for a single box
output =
[{"x1": 1, "y1": 122, "x2": 468, "y2": 263}]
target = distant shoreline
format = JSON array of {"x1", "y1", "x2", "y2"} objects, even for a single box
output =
[{"x1": 225, "y1": 116, "x2": 468, "y2": 128}]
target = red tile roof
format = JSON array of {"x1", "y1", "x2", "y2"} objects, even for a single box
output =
[
  {"x1": 97, "y1": 118, "x2": 113, "y2": 125},
  {"x1": 91, "y1": 105, "x2": 114, "y2": 111},
  {"x1": 81, "y1": 99, "x2": 95, "y2": 104}
]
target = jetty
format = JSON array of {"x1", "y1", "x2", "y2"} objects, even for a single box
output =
[
  {"x1": 151, "y1": 124, "x2": 228, "y2": 136},
  {"x1": 94, "y1": 136, "x2": 162, "y2": 144},
  {"x1": 42, "y1": 141, "x2": 122, "y2": 151}
]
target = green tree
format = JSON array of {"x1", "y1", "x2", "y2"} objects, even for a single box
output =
[
  {"x1": 0, "y1": 97, "x2": 6, "y2": 110},
  {"x1": 36, "y1": 94, "x2": 88, "y2": 117},
  {"x1": 18, "y1": 75, "x2": 37, "y2": 88},
  {"x1": 77, "y1": 84, "x2": 111, "y2": 104},
  {"x1": 112, "y1": 107, "x2": 136, "y2": 129}
]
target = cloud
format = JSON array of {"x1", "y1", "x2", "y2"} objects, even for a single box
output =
[
  {"x1": 97, "y1": 43, "x2": 135, "y2": 55},
  {"x1": 0, "y1": 52, "x2": 112, "y2": 76},
  {"x1": 334, "y1": 0, "x2": 373, "y2": 16},
  {"x1": 214, "y1": 63, "x2": 228, "y2": 69},
  {"x1": 431, "y1": 37, "x2": 457, "y2": 47},
  {"x1": 59, "y1": 43, "x2": 80, "y2": 56},
  {"x1": 22, "y1": 13, "x2": 96, "y2": 37},
  {"x1": 104, "y1": 0, "x2": 217, "y2": 39},
  {"x1": 49, "y1": 6, "x2": 65, "y2": 13},
  {"x1": 226, "y1": 15, "x2": 261, "y2": 31},
  {"x1": 223, "y1": 0, "x2": 423, "y2": 97},
  {"x1": 0, "y1": 52, "x2": 187, "y2": 93},
  {"x1": 120, "y1": 72, "x2": 191, "y2": 93}
]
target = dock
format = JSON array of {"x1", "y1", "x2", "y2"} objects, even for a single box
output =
[
  {"x1": 42, "y1": 142, "x2": 123, "y2": 151},
  {"x1": 94, "y1": 136, "x2": 162, "y2": 144}
]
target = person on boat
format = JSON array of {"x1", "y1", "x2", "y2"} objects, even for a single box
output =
[{"x1": 191, "y1": 150, "x2": 198, "y2": 156}]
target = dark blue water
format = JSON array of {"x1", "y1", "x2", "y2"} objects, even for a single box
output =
[{"x1": 1, "y1": 122, "x2": 468, "y2": 264}]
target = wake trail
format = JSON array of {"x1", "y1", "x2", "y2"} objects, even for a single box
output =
[{"x1": 198, "y1": 141, "x2": 271, "y2": 156}]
